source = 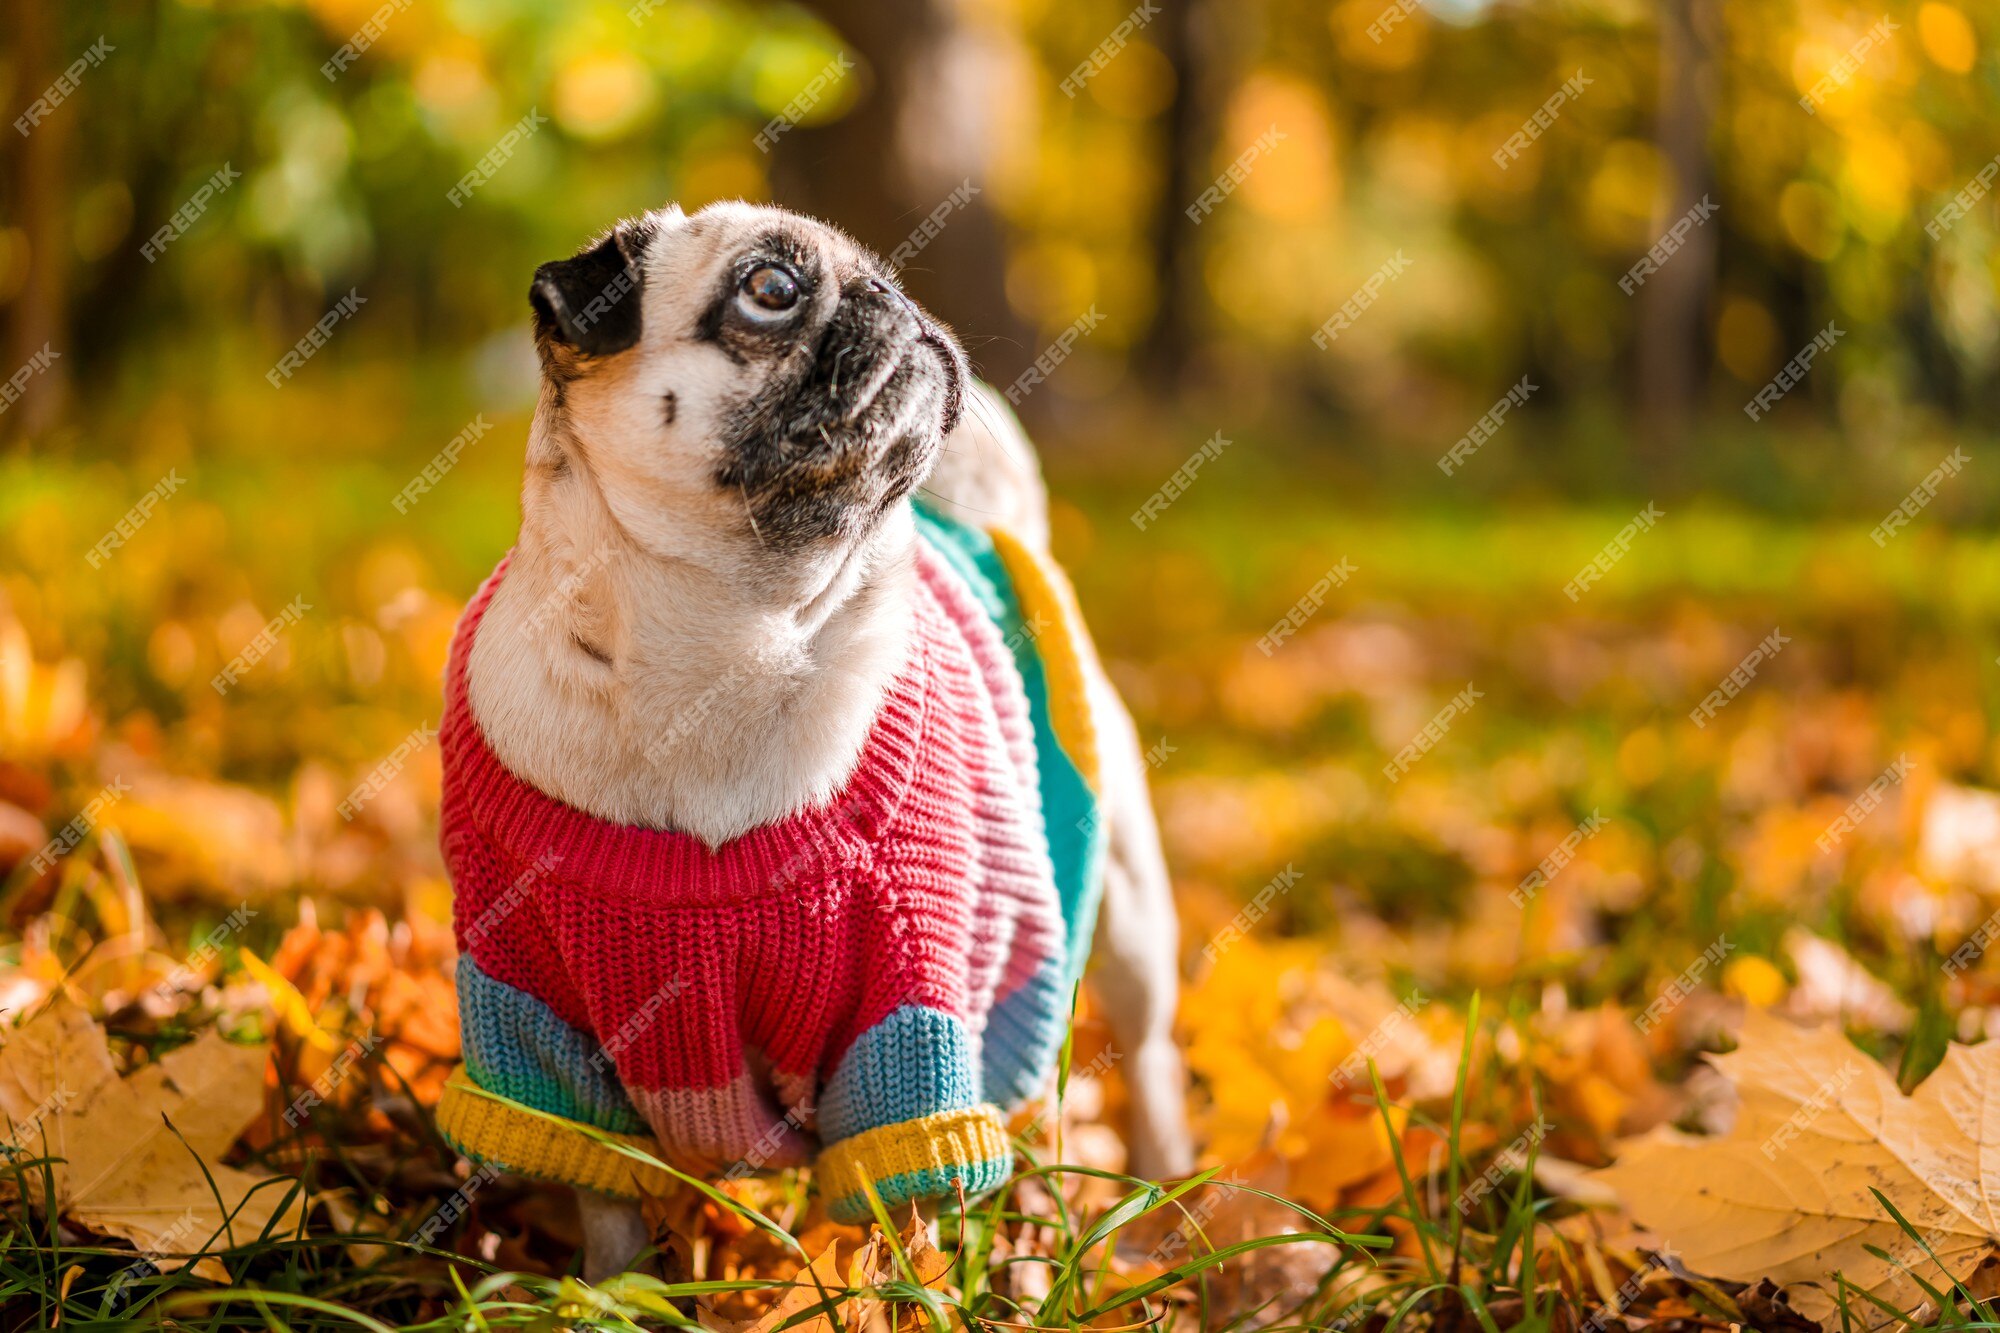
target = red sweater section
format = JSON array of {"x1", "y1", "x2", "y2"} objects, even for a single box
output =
[{"x1": 439, "y1": 546, "x2": 1064, "y2": 1115}]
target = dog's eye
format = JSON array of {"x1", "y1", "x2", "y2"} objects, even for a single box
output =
[{"x1": 739, "y1": 265, "x2": 800, "y2": 317}]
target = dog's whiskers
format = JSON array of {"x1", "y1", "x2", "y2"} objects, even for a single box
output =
[
  {"x1": 962, "y1": 388, "x2": 1031, "y2": 470},
  {"x1": 739, "y1": 476, "x2": 769, "y2": 548}
]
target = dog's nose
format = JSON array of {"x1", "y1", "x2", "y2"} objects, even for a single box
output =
[{"x1": 866, "y1": 276, "x2": 922, "y2": 319}]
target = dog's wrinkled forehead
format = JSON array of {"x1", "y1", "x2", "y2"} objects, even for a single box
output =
[
  {"x1": 684, "y1": 204, "x2": 888, "y2": 297},
  {"x1": 528, "y1": 203, "x2": 888, "y2": 362}
]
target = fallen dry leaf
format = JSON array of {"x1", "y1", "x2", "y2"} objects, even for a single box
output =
[
  {"x1": 0, "y1": 798, "x2": 43, "y2": 872},
  {"x1": 880, "y1": 1205, "x2": 953, "y2": 1289},
  {"x1": 0, "y1": 994, "x2": 299, "y2": 1278},
  {"x1": 829, "y1": 1207, "x2": 951, "y2": 1333},
  {"x1": 1781, "y1": 927, "x2": 1913, "y2": 1033},
  {"x1": 1598, "y1": 1008, "x2": 2000, "y2": 1321},
  {"x1": 739, "y1": 1240, "x2": 851, "y2": 1333},
  {"x1": 0, "y1": 619, "x2": 93, "y2": 759},
  {"x1": 257, "y1": 901, "x2": 460, "y2": 1114},
  {"x1": 1918, "y1": 782, "x2": 2000, "y2": 895},
  {"x1": 102, "y1": 766, "x2": 293, "y2": 905}
]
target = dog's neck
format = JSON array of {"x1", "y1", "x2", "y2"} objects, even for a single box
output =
[{"x1": 464, "y1": 437, "x2": 918, "y2": 847}]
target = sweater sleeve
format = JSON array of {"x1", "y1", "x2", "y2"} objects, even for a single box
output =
[
  {"x1": 813, "y1": 1003, "x2": 1012, "y2": 1222},
  {"x1": 812, "y1": 875, "x2": 1013, "y2": 1222}
]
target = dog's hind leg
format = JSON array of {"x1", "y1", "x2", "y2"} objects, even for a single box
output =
[
  {"x1": 1086, "y1": 679, "x2": 1195, "y2": 1182},
  {"x1": 578, "y1": 1190, "x2": 650, "y2": 1284},
  {"x1": 928, "y1": 381, "x2": 1193, "y2": 1179}
]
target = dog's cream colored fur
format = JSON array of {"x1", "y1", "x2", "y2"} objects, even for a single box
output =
[{"x1": 465, "y1": 203, "x2": 1189, "y2": 1279}]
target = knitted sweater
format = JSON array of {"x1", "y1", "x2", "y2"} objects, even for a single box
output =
[{"x1": 434, "y1": 509, "x2": 1104, "y2": 1221}]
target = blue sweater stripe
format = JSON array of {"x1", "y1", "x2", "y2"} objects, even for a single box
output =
[
  {"x1": 819, "y1": 1005, "x2": 980, "y2": 1144},
  {"x1": 456, "y1": 955, "x2": 649, "y2": 1134},
  {"x1": 982, "y1": 954, "x2": 1073, "y2": 1106}
]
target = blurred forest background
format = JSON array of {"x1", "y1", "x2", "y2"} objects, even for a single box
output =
[
  {"x1": 4, "y1": 0, "x2": 2000, "y2": 1318},
  {"x1": 4, "y1": 0, "x2": 1996, "y2": 496}
]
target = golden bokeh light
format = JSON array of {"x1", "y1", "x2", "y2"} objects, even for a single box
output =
[{"x1": 1918, "y1": 3, "x2": 1978, "y2": 73}]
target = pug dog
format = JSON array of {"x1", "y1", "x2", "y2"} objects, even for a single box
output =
[{"x1": 450, "y1": 201, "x2": 1189, "y2": 1279}]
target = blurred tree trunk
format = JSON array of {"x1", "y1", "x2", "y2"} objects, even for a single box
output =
[
  {"x1": 3, "y1": 0, "x2": 72, "y2": 440},
  {"x1": 1636, "y1": 0, "x2": 1717, "y2": 465},
  {"x1": 1138, "y1": 0, "x2": 1233, "y2": 394},
  {"x1": 776, "y1": 0, "x2": 1035, "y2": 401}
]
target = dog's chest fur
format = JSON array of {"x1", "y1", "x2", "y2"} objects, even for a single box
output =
[{"x1": 466, "y1": 507, "x2": 923, "y2": 848}]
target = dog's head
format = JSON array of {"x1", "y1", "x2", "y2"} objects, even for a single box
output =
[{"x1": 524, "y1": 201, "x2": 969, "y2": 567}]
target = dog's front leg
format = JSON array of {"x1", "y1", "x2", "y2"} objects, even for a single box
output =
[{"x1": 578, "y1": 1189, "x2": 650, "y2": 1283}]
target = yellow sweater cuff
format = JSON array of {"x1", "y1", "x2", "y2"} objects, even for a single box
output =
[
  {"x1": 436, "y1": 1065, "x2": 673, "y2": 1199},
  {"x1": 816, "y1": 1104, "x2": 1012, "y2": 1222}
]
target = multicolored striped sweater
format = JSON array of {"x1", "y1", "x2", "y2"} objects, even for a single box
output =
[{"x1": 435, "y1": 505, "x2": 1106, "y2": 1222}]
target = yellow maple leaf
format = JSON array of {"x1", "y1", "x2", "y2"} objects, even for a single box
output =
[
  {"x1": 1597, "y1": 1008, "x2": 2000, "y2": 1322},
  {"x1": 237, "y1": 950, "x2": 342, "y2": 1055},
  {"x1": 0, "y1": 995, "x2": 300, "y2": 1279}
]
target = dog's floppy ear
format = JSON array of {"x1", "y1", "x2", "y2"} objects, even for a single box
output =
[{"x1": 529, "y1": 219, "x2": 654, "y2": 357}]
